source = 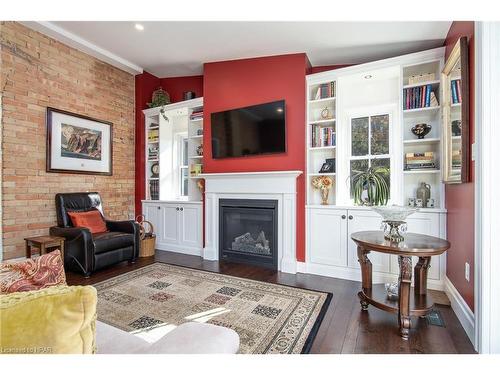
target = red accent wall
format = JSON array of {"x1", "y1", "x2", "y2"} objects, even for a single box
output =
[
  {"x1": 160, "y1": 76, "x2": 204, "y2": 103},
  {"x1": 135, "y1": 71, "x2": 160, "y2": 216},
  {"x1": 203, "y1": 53, "x2": 309, "y2": 262},
  {"x1": 444, "y1": 21, "x2": 475, "y2": 310}
]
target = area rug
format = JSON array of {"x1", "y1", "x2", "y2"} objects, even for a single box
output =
[{"x1": 93, "y1": 263, "x2": 331, "y2": 354}]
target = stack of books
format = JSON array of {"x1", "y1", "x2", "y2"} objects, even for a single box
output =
[
  {"x1": 148, "y1": 129, "x2": 159, "y2": 143},
  {"x1": 452, "y1": 149, "x2": 462, "y2": 168},
  {"x1": 149, "y1": 180, "x2": 159, "y2": 200},
  {"x1": 190, "y1": 109, "x2": 203, "y2": 120},
  {"x1": 311, "y1": 126, "x2": 335, "y2": 148},
  {"x1": 148, "y1": 144, "x2": 159, "y2": 160},
  {"x1": 451, "y1": 79, "x2": 462, "y2": 104},
  {"x1": 405, "y1": 152, "x2": 437, "y2": 170},
  {"x1": 314, "y1": 82, "x2": 335, "y2": 100},
  {"x1": 403, "y1": 85, "x2": 438, "y2": 110}
]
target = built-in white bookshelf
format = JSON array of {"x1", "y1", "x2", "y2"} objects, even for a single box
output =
[
  {"x1": 306, "y1": 80, "x2": 337, "y2": 206},
  {"x1": 143, "y1": 97, "x2": 204, "y2": 202}
]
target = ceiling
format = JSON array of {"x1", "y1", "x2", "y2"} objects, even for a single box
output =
[{"x1": 23, "y1": 21, "x2": 452, "y2": 77}]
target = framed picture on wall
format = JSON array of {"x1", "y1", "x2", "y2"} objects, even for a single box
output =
[{"x1": 46, "y1": 107, "x2": 113, "y2": 175}]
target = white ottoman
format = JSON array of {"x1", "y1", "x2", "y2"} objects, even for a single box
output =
[{"x1": 96, "y1": 321, "x2": 239, "y2": 354}]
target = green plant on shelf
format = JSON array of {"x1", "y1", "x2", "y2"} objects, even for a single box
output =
[{"x1": 350, "y1": 166, "x2": 390, "y2": 206}]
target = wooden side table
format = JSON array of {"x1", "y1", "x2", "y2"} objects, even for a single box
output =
[
  {"x1": 350, "y1": 231, "x2": 450, "y2": 340},
  {"x1": 24, "y1": 235, "x2": 65, "y2": 259}
]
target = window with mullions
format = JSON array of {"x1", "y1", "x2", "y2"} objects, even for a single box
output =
[{"x1": 349, "y1": 114, "x2": 391, "y2": 198}]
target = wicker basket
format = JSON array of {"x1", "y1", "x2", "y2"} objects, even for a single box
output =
[{"x1": 136, "y1": 216, "x2": 156, "y2": 257}]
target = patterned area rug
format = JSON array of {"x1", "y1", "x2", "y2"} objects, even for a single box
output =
[{"x1": 93, "y1": 263, "x2": 331, "y2": 354}]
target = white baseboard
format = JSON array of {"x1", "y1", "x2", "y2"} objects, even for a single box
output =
[
  {"x1": 296, "y1": 261, "x2": 445, "y2": 291},
  {"x1": 156, "y1": 245, "x2": 202, "y2": 257},
  {"x1": 444, "y1": 276, "x2": 475, "y2": 344}
]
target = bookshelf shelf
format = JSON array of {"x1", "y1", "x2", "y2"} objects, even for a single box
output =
[
  {"x1": 403, "y1": 80, "x2": 440, "y2": 89},
  {"x1": 308, "y1": 173, "x2": 336, "y2": 177},
  {"x1": 403, "y1": 106, "x2": 439, "y2": 114},
  {"x1": 308, "y1": 97, "x2": 336, "y2": 104},
  {"x1": 308, "y1": 145, "x2": 336, "y2": 151},
  {"x1": 403, "y1": 138, "x2": 440, "y2": 145},
  {"x1": 190, "y1": 118, "x2": 203, "y2": 122},
  {"x1": 308, "y1": 119, "x2": 336, "y2": 125},
  {"x1": 189, "y1": 135, "x2": 203, "y2": 139},
  {"x1": 147, "y1": 159, "x2": 159, "y2": 162},
  {"x1": 189, "y1": 155, "x2": 203, "y2": 159},
  {"x1": 403, "y1": 169, "x2": 440, "y2": 174}
]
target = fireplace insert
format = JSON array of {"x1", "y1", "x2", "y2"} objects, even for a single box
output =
[{"x1": 219, "y1": 199, "x2": 278, "y2": 269}]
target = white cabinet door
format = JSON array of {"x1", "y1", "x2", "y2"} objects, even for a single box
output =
[
  {"x1": 143, "y1": 203, "x2": 161, "y2": 242},
  {"x1": 347, "y1": 210, "x2": 391, "y2": 273},
  {"x1": 389, "y1": 212, "x2": 441, "y2": 280},
  {"x1": 160, "y1": 204, "x2": 180, "y2": 245},
  {"x1": 308, "y1": 209, "x2": 348, "y2": 267},
  {"x1": 180, "y1": 204, "x2": 202, "y2": 249}
]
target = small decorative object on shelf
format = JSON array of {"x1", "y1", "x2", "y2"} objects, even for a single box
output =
[
  {"x1": 452, "y1": 120, "x2": 462, "y2": 136},
  {"x1": 190, "y1": 163, "x2": 203, "y2": 177},
  {"x1": 416, "y1": 198, "x2": 424, "y2": 208},
  {"x1": 190, "y1": 109, "x2": 203, "y2": 121},
  {"x1": 318, "y1": 158, "x2": 335, "y2": 173},
  {"x1": 371, "y1": 205, "x2": 418, "y2": 243},
  {"x1": 196, "y1": 179, "x2": 205, "y2": 194},
  {"x1": 408, "y1": 72, "x2": 436, "y2": 85},
  {"x1": 350, "y1": 166, "x2": 389, "y2": 206},
  {"x1": 147, "y1": 87, "x2": 171, "y2": 108},
  {"x1": 196, "y1": 128, "x2": 203, "y2": 136},
  {"x1": 196, "y1": 144, "x2": 203, "y2": 156},
  {"x1": 411, "y1": 123, "x2": 432, "y2": 139},
  {"x1": 320, "y1": 106, "x2": 332, "y2": 120},
  {"x1": 408, "y1": 198, "x2": 416, "y2": 207},
  {"x1": 385, "y1": 282, "x2": 399, "y2": 299},
  {"x1": 150, "y1": 162, "x2": 159, "y2": 178},
  {"x1": 416, "y1": 182, "x2": 431, "y2": 208},
  {"x1": 183, "y1": 91, "x2": 196, "y2": 101},
  {"x1": 311, "y1": 175, "x2": 333, "y2": 205},
  {"x1": 427, "y1": 198, "x2": 435, "y2": 208}
]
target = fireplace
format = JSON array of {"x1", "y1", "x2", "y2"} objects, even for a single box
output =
[{"x1": 219, "y1": 199, "x2": 278, "y2": 269}]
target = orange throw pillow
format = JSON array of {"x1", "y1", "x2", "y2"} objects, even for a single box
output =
[
  {"x1": 67, "y1": 210, "x2": 108, "y2": 234},
  {"x1": 0, "y1": 250, "x2": 67, "y2": 294}
]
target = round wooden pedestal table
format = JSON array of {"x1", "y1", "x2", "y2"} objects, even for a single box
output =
[{"x1": 350, "y1": 231, "x2": 450, "y2": 340}]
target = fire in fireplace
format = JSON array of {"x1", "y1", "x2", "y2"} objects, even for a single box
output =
[{"x1": 219, "y1": 199, "x2": 278, "y2": 269}]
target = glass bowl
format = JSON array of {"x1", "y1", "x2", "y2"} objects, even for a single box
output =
[{"x1": 371, "y1": 205, "x2": 418, "y2": 222}]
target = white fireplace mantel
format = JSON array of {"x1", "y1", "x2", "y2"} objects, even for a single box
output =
[{"x1": 200, "y1": 171, "x2": 302, "y2": 274}]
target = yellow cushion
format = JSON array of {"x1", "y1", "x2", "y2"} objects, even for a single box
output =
[{"x1": 0, "y1": 285, "x2": 97, "y2": 354}]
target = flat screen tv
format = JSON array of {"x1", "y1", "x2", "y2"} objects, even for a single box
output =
[{"x1": 211, "y1": 100, "x2": 286, "y2": 159}]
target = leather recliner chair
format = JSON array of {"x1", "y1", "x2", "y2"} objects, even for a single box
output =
[{"x1": 49, "y1": 192, "x2": 140, "y2": 277}]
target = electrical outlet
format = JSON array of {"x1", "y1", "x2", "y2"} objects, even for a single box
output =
[{"x1": 465, "y1": 262, "x2": 470, "y2": 282}]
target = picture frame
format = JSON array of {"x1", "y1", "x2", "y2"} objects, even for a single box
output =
[
  {"x1": 318, "y1": 158, "x2": 336, "y2": 174},
  {"x1": 46, "y1": 107, "x2": 113, "y2": 175}
]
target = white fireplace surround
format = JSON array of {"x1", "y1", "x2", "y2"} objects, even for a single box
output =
[{"x1": 199, "y1": 171, "x2": 302, "y2": 274}]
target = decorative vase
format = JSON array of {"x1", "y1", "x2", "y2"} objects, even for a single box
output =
[
  {"x1": 320, "y1": 187, "x2": 329, "y2": 205},
  {"x1": 411, "y1": 123, "x2": 432, "y2": 139},
  {"x1": 416, "y1": 182, "x2": 431, "y2": 208}
]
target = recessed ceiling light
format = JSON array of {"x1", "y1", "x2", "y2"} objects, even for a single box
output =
[
  {"x1": 135, "y1": 23, "x2": 144, "y2": 31},
  {"x1": 364, "y1": 74, "x2": 373, "y2": 79}
]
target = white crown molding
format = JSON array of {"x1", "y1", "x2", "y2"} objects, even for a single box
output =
[{"x1": 20, "y1": 21, "x2": 143, "y2": 75}]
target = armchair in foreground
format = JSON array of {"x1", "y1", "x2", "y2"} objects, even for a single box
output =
[{"x1": 50, "y1": 192, "x2": 140, "y2": 277}]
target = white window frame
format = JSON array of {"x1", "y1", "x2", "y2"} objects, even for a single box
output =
[{"x1": 339, "y1": 105, "x2": 399, "y2": 206}]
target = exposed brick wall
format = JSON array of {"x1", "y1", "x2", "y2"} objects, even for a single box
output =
[{"x1": 1, "y1": 22, "x2": 135, "y2": 260}]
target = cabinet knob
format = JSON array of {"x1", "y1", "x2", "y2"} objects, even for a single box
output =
[
  {"x1": 348, "y1": 215, "x2": 353, "y2": 220},
  {"x1": 341, "y1": 215, "x2": 346, "y2": 219},
  {"x1": 157, "y1": 206, "x2": 161, "y2": 210},
  {"x1": 176, "y1": 207, "x2": 179, "y2": 211},
  {"x1": 180, "y1": 207, "x2": 184, "y2": 211}
]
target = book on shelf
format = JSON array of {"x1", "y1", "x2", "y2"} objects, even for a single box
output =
[
  {"x1": 405, "y1": 152, "x2": 436, "y2": 170},
  {"x1": 148, "y1": 129, "x2": 159, "y2": 143},
  {"x1": 190, "y1": 108, "x2": 204, "y2": 120},
  {"x1": 149, "y1": 180, "x2": 159, "y2": 200},
  {"x1": 311, "y1": 125, "x2": 336, "y2": 148},
  {"x1": 148, "y1": 144, "x2": 159, "y2": 159},
  {"x1": 314, "y1": 81, "x2": 336, "y2": 100},
  {"x1": 451, "y1": 79, "x2": 462, "y2": 104},
  {"x1": 403, "y1": 84, "x2": 439, "y2": 110}
]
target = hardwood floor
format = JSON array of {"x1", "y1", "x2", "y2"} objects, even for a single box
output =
[{"x1": 66, "y1": 251, "x2": 476, "y2": 354}]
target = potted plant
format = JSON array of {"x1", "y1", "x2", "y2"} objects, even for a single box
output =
[{"x1": 350, "y1": 166, "x2": 390, "y2": 206}]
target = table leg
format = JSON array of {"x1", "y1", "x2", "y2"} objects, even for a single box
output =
[
  {"x1": 40, "y1": 244, "x2": 46, "y2": 256},
  {"x1": 357, "y1": 246, "x2": 372, "y2": 310},
  {"x1": 398, "y1": 255, "x2": 412, "y2": 340},
  {"x1": 59, "y1": 241, "x2": 65, "y2": 264},
  {"x1": 25, "y1": 242, "x2": 31, "y2": 258},
  {"x1": 414, "y1": 257, "x2": 431, "y2": 295}
]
